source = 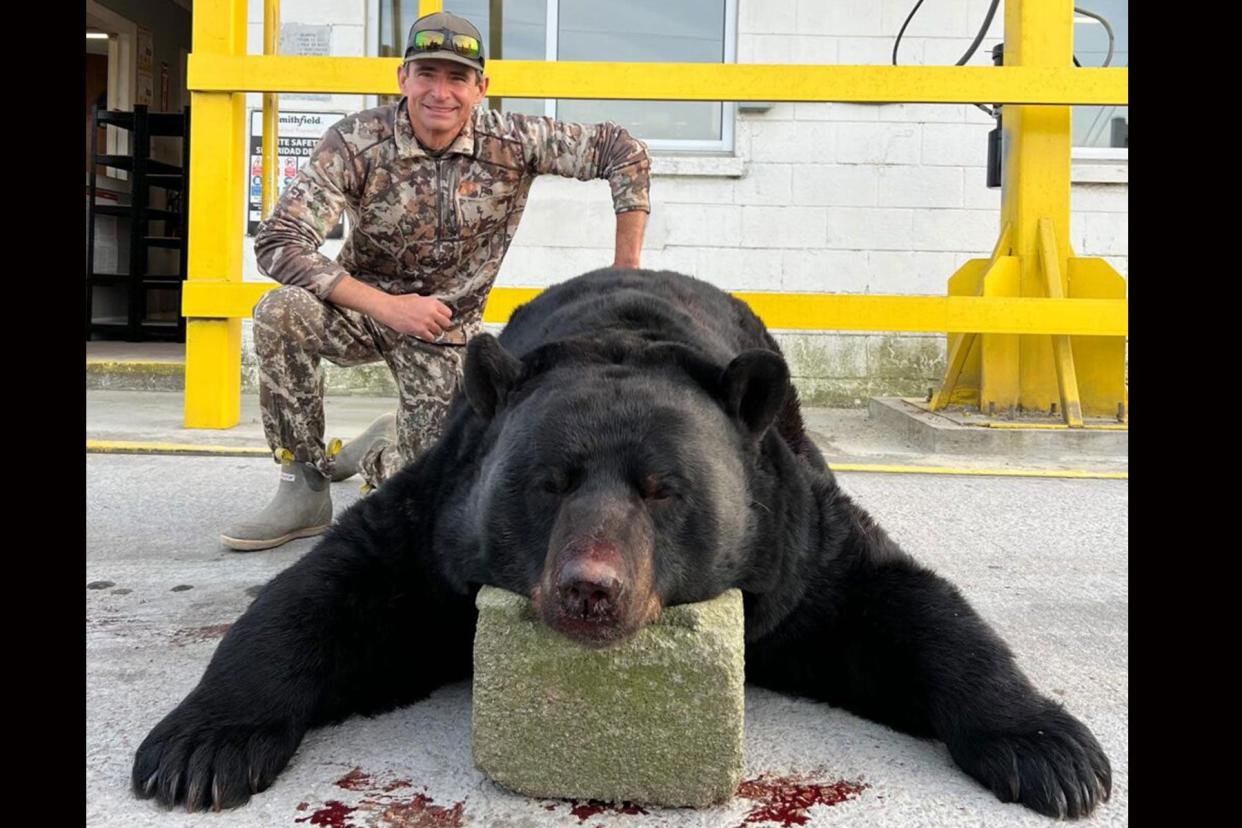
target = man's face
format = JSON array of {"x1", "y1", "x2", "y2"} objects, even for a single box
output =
[{"x1": 397, "y1": 58, "x2": 489, "y2": 145}]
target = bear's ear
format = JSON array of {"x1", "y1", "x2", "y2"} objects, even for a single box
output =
[
  {"x1": 464, "y1": 334, "x2": 523, "y2": 420},
  {"x1": 719, "y1": 350, "x2": 789, "y2": 441}
]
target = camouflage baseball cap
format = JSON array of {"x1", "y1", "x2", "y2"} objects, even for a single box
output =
[{"x1": 404, "y1": 11, "x2": 486, "y2": 72}]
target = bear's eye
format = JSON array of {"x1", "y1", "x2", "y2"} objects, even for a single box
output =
[
  {"x1": 536, "y1": 468, "x2": 574, "y2": 495},
  {"x1": 640, "y1": 473, "x2": 676, "y2": 503}
]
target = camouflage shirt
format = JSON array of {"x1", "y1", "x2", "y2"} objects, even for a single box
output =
[{"x1": 254, "y1": 99, "x2": 651, "y2": 343}]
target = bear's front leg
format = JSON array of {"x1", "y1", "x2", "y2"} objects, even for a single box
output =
[
  {"x1": 131, "y1": 485, "x2": 476, "y2": 812},
  {"x1": 745, "y1": 496, "x2": 1111, "y2": 820}
]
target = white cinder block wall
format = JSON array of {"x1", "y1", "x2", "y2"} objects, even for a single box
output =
[{"x1": 239, "y1": 0, "x2": 1128, "y2": 406}]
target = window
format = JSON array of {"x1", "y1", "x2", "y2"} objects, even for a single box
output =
[
  {"x1": 374, "y1": 0, "x2": 737, "y2": 152},
  {"x1": 1073, "y1": 1, "x2": 1127, "y2": 150}
]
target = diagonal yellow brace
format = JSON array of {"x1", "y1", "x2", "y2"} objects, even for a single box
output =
[
  {"x1": 931, "y1": 224, "x2": 1012, "y2": 411},
  {"x1": 1037, "y1": 218, "x2": 1083, "y2": 427},
  {"x1": 931, "y1": 332, "x2": 979, "y2": 411}
]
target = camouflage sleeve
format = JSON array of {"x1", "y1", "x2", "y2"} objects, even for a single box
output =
[
  {"x1": 514, "y1": 115, "x2": 651, "y2": 214},
  {"x1": 253, "y1": 125, "x2": 361, "y2": 299}
]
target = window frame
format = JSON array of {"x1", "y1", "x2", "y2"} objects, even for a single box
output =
[
  {"x1": 1071, "y1": 4, "x2": 1127, "y2": 157},
  {"x1": 367, "y1": 0, "x2": 738, "y2": 153}
]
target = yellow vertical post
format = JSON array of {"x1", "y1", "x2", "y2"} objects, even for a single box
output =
[
  {"x1": 1037, "y1": 219, "x2": 1083, "y2": 426},
  {"x1": 1002, "y1": 0, "x2": 1073, "y2": 412},
  {"x1": 936, "y1": 0, "x2": 1126, "y2": 421},
  {"x1": 184, "y1": 0, "x2": 248, "y2": 428},
  {"x1": 261, "y1": 0, "x2": 280, "y2": 219},
  {"x1": 419, "y1": 1, "x2": 444, "y2": 16}
]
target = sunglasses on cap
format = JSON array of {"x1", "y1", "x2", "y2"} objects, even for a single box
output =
[{"x1": 407, "y1": 28, "x2": 483, "y2": 64}]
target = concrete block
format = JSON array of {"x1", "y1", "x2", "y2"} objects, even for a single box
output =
[{"x1": 472, "y1": 587, "x2": 745, "y2": 807}]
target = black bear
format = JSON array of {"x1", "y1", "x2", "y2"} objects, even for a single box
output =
[{"x1": 132, "y1": 268, "x2": 1110, "y2": 818}]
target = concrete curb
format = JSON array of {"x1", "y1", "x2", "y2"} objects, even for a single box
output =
[{"x1": 868, "y1": 397, "x2": 1129, "y2": 457}]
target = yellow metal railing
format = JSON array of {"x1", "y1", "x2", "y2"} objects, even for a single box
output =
[
  {"x1": 183, "y1": 0, "x2": 1128, "y2": 428},
  {"x1": 189, "y1": 55, "x2": 1126, "y2": 104},
  {"x1": 183, "y1": 280, "x2": 1125, "y2": 338}
]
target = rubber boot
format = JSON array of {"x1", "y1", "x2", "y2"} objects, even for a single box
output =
[
  {"x1": 328, "y1": 412, "x2": 397, "y2": 482},
  {"x1": 219, "y1": 462, "x2": 333, "y2": 551}
]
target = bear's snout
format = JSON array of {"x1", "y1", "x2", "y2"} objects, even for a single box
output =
[
  {"x1": 537, "y1": 490, "x2": 661, "y2": 647},
  {"x1": 537, "y1": 538, "x2": 650, "y2": 646},
  {"x1": 557, "y1": 555, "x2": 623, "y2": 621}
]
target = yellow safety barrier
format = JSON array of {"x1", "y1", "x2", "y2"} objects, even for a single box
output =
[{"x1": 183, "y1": 0, "x2": 1127, "y2": 428}]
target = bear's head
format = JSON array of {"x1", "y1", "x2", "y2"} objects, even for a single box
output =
[{"x1": 461, "y1": 332, "x2": 790, "y2": 648}]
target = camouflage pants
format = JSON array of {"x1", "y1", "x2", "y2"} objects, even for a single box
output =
[{"x1": 253, "y1": 286, "x2": 468, "y2": 488}]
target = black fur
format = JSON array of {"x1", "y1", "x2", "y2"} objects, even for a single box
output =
[{"x1": 132, "y1": 269, "x2": 1109, "y2": 818}]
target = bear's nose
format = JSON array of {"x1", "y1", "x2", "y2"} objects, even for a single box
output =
[{"x1": 557, "y1": 558, "x2": 622, "y2": 620}]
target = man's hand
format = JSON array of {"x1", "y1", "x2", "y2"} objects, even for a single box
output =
[
  {"x1": 326, "y1": 275, "x2": 453, "y2": 341},
  {"x1": 379, "y1": 294, "x2": 454, "y2": 342}
]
